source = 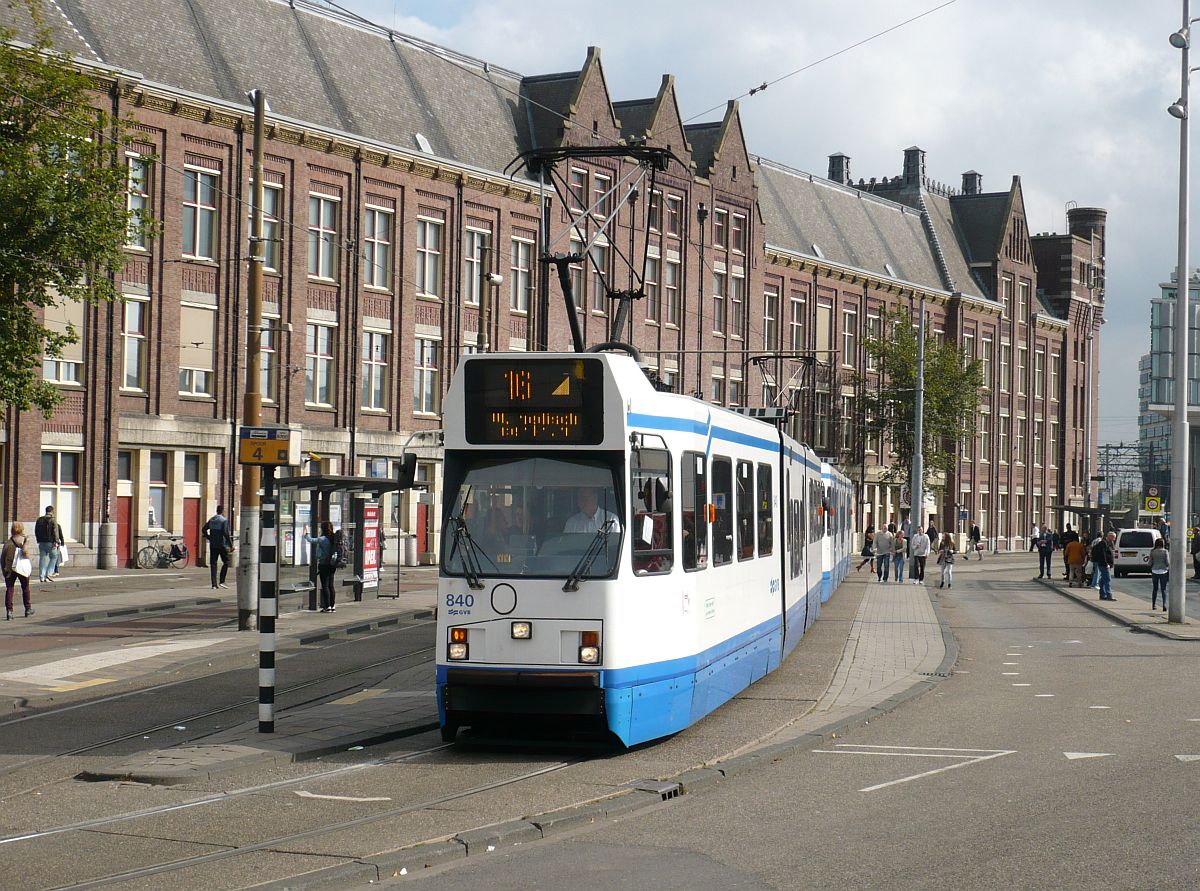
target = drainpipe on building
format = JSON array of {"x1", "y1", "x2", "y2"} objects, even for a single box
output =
[{"x1": 97, "y1": 79, "x2": 123, "y2": 569}]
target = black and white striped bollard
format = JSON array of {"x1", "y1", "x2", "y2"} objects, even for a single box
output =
[{"x1": 258, "y1": 466, "x2": 277, "y2": 732}]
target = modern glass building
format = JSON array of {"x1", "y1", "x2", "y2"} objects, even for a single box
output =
[{"x1": 1147, "y1": 273, "x2": 1200, "y2": 520}]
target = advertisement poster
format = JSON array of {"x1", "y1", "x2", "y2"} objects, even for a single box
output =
[{"x1": 362, "y1": 502, "x2": 379, "y2": 588}]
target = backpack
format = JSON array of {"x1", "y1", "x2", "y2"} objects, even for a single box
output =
[{"x1": 332, "y1": 530, "x2": 349, "y2": 569}]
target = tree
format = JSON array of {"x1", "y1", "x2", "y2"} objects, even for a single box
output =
[
  {"x1": 854, "y1": 307, "x2": 983, "y2": 492},
  {"x1": 0, "y1": 1, "x2": 147, "y2": 414}
]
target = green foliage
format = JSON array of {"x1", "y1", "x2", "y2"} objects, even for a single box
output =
[
  {"x1": 0, "y1": 1, "x2": 148, "y2": 414},
  {"x1": 853, "y1": 306, "x2": 983, "y2": 489}
]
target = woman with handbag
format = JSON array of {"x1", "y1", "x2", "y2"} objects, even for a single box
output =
[{"x1": 2, "y1": 521, "x2": 35, "y2": 619}]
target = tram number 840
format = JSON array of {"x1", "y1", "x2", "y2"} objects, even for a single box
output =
[{"x1": 446, "y1": 594, "x2": 476, "y2": 608}]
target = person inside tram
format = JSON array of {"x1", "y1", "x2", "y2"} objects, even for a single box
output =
[{"x1": 563, "y1": 487, "x2": 622, "y2": 534}]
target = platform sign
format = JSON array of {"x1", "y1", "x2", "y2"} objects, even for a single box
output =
[
  {"x1": 1144, "y1": 495, "x2": 1164, "y2": 514},
  {"x1": 362, "y1": 502, "x2": 380, "y2": 589},
  {"x1": 239, "y1": 425, "x2": 301, "y2": 466}
]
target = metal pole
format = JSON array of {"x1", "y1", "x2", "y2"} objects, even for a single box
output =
[
  {"x1": 1171, "y1": 1, "x2": 1192, "y2": 623},
  {"x1": 258, "y1": 465, "x2": 277, "y2": 732},
  {"x1": 237, "y1": 89, "x2": 266, "y2": 631},
  {"x1": 911, "y1": 296, "x2": 927, "y2": 535}
]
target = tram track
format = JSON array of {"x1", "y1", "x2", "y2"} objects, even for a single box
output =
[
  {"x1": 0, "y1": 621, "x2": 436, "y2": 797},
  {"x1": 33, "y1": 753, "x2": 583, "y2": 889}
]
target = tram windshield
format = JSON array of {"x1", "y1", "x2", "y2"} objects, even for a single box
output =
[{"x1": 442, "y1": 455, "x2": 623, "y2": 581}]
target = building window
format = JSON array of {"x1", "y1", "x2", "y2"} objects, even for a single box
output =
[
  {"x1": 260, "y1": 182, "x2": 282, "y2": 272},
  {"x1": 979, "y1": 412, "x2": 991, "y2": 460},
  {"x1": 789, "y1": 293, "x2": 806, "y2": 351},
  {"x1": 40, "y1": 451, "x2": 80, "y2": 540},
  {"x1": 305, "y1": 322, "x2": 335, "y2": 406},
  {"x1": 732, "y1": 214, "x2": 746, "y2": 254},
  {"x1": 1000, "y1": 343, "x2": 1011, "y2": 393},
  {"x1": 1050, "y1": 353, "x2": 1061, "y2": 401},
  {"x1": 414, "y1": 337, "x2": 441, "y2": 415},
  {"x1": 1017, "y1": 346, "x2": 1028, "y2": 395},
  {"x1": 841, "y1": 394, "x2": 855, "y2": 453},
  {"x1": 184, "y1": 452, "x2": 202, "y2": 483},
  {"x1": 664, "y1": 258, "x2": 680, "y2": 325},
  {"x1": 361, "y1": 330, "x2": 389, "y2": 411},
  {"x1": 712, "y1": 209, "x2": 728, "y2": 249},
  {"x1": 998, "y1": 413, "x2": 1010, "y2": 460},
  {"x1": 1049, "y1": 421, "x2": 1059, "y2": 467},
  {"x1": 43, "y1": 296, "x2": 84, "y2": 384},
  {"x1": 712, "y1": 271, "x2": 726, "y2": 334},
  {"x1": 178, "y1": 305, "x2": 216, "y2": 396},
  {"x1": 645, "y1": 257, "x2": 660, "y2": 322},
  {"x1": 510, "y1": 237, "x2": 533, "y2": 313},
  {"x1": 1033, "y1": 419, "x2": 1044, "y2": 466},
  {"x1": 416, "y1": 218, "x2": 443, "y2": 298},
  {"x1": 148, "y1": 450, "x2": 168, "y2": 528},
  {"x1": 866, "y1": 314, "x2": 880, "y2": 371},
  {"x1": 981, "y1": 336, "x2": 994, "y2": 384},
  {"x1": 463, "y1": 229, "x2": 489, "y2": 306},
  {"x1": 122, "y1": 297, "x2": 147, "y2": 390},
  {"x1": 569, "y1": 236, "x2": 584, "y2": 309},
  {"x1": 730, "y1": 273, "x2": 744, "y2": 338},
  {"x1": 1001, "y1": 276, "x2": 1013, "y2": 317},
  {"x1": 729, "y1": 377, "x2": 745, "y2": 408},
  {"x1": 590, "y1": 243, "x2": 608, "y2": 312},
  {"x1": 648, "y1": 190, "x2": 661, "y2": 231},
  {"x1": 842, "y1": 309, "x2": 858, "y2": 368},
  {"x1": 126, "y1": 155, "x2": 149, "y2": 249},
  {"x1": 182, "y1": 167, "x2": 218, "y2": 260},
  {"x1": 260, "y1": 316, "x2": 279, "y2": 403},
  {"x1": 1019, "y1": 281, "x2": 1031, "y2": 321},
  {"x1": 666, "y1": 194, "x2": 682, "y2": 236},
  {"x1": 363, "y1": 206, "x2": 393, "y2": 290},
  {"x1": 117, "y1": 450, "x2": 132, "y2": 482},
  {"x1": 568, "y1": 168, "x2": 587, "y2": 212},
  {"x1": 763, "y1": 287, "x2": 778, "y2": 350},
  {"x1": 1034, "y1": 350, "x2": 1045, "y2": 400},
  {"x1": 1015, "y1": 416, "x2": 1026, "y2": 461},
  {"x1": 592, "y1": 172, "x2": 612, "y2": 218},
  {"x1": 307, "y1": 194, "x2": 340, "y2": 280},
  {"x1": 711, "y1": 374, "x2": 725, "y2": 405}
]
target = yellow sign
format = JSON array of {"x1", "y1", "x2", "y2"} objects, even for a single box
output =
[
  {"x1": 238, "y1": 426, "x2": 300, "y2": 466},
  {"x1": 1144, "y1": 496, "x2": 1163, "y2": 514}
]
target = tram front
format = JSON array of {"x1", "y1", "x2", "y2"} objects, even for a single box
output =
[{"x1": 436, "y1": 354, "x2": 627, "y2": 742}]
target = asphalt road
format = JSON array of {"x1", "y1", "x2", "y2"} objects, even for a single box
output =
[{"x1": 386, "y1": 557, "x2": 1200, "y2": 891}]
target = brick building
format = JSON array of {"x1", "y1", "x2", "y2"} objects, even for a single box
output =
[{"x1": 1, "y1": 0, "x2": 1103, "y2": 565}]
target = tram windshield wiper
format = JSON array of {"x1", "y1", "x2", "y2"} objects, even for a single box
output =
[
  {"x1": 449, "y1": 515, "x2": 489, "y2": 590},
  {"x1": 563, "y1": 519, "x2": 616, "y2": 592}
]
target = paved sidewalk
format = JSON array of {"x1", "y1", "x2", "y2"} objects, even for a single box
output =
[
  {"x1": 0, "y1": 566, "x2": 439, "y2": 710},
  {"x1": 1037, "y1": 574, "x2": 1200, "y2": 640}
]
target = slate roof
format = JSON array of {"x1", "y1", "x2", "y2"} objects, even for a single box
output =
[
  {"x1": 754, "y1": 157, "x2": 952, "y2": 295},
  {"x1": 948, "y1": 192, "x2": 1011, "y2": 265},
  {"x1": 5, "y1": 0, "x2": 528, "y2": 173},
  {"x1": 684, "y1": 122, "x2": 721, "y2": 177},
  {"x1": 922, "y1": 192, "x2": 988, "y2": 299},
  {"x1": 613, "y1": 98, "x2": 654, "y2": 141},
  {"x1": 521, "y1": 71, "x2": 579, "y2": 153}
]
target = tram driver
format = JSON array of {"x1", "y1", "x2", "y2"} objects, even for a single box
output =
[{"x1": 563, "y1": 487, "x2": 622, "y2": 534}]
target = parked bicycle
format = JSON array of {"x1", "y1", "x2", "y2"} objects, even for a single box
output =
[{"x1": 137, "y1": 534, "x2": 190, "y2": 569}]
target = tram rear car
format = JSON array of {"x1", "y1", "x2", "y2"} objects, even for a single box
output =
[{"x1": 436, "y1": 352, "x2": 851, "y2": 746}]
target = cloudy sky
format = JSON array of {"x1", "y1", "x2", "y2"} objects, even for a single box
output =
[{"x1": 336, "y1": 0, "x2": 1181, "y2": 444}]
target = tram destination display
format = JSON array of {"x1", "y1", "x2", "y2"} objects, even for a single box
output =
[{"x1": 465, "y1": 358, "x2": 604, "y2": 444}]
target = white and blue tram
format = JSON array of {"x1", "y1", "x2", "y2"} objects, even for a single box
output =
[{"x1": 436, "y1": 351, "x2": 853, "y2": 746}]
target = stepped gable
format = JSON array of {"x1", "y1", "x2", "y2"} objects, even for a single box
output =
[
  {"x1": 9, "y1": 0, "x2": 527, "y2": 173},
  {"x1": 754, "y1": 157, "x2": 947, "y2": 294},
  {"x1": 613, "y1": 75, "x2": 695, "y2": 175}
]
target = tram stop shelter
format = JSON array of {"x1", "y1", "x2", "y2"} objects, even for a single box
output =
[{"x1": 274, "y1": 473, "x2": 417, "y2": 609}]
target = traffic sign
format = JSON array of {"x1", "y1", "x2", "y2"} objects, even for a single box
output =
[
  {"x1": 238, "y1": 425, "x2": 302, "y2": 466},
  {"x1": 1144, "y1": 495, "x2": 1164, "y2": 514}
]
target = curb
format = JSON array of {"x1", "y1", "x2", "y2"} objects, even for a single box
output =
[
  {"x1": 50, "y1": 596, "x2": 224, "y2": 624},
  {"x1": 297, "y1": 609, "x2": 434, "y2": 645},
  {"x1": 1034, "y1": 578, "x2": 1200, "y2": 640}
]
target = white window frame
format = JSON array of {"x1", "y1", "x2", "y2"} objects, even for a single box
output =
[
  {"x1": 712, "y1": 270, "x2": 727, "y2": 335},
  {"x1": 592, "y1": 171, "x2": 612, "y2": 219},
  {"x1": 361, "y1": 328, "x2": 390, "y2": 411},
  {"x1": 122, "y1": 296, "x2": 148, "y2": 392},
  {"x1": 763, "y1": 286, "x2": 778, "y2": 350},
  {"x1": 126, "y1": 154, "x2": 149, "y2": 250},
  {"x1": 305, "y1": 321, "x2": 336, "y2": 407},
  {"x1": 712, "y1": 209, "x2": 728, "y2": 249},
  {"x1": 645, "y1": 256, "x2": 660, "y2": 323},
  {"x1": 664, "y1": 258, "x2": 680, "y2": 326},
  {"x1": 414, "y1": 337, "x2": 441, "y2": 416},
  {"x1": 666, "y1": 194, "x2": 682, "y2": 236},
  {"x1": 416, "y1": 217, "x2": 444, "y2": 299},
  {"x1": 510, "y1": 237, "x2": 534, "y2": 313},
  {"x1": 363, "y1": 205, "x2": 393, "y2": 290},
  {"x1": 463, "y1": 228, "x2": 489, "y2": 307},
  {"x1": 730, "y1": 272, "x2": 744, "y2": 339},
  {"x1": 731, "y1": 213, "x2": 746, "y2": 254},
  {"x1": 178, "y1": 303, "x2": 216, "y2": 397},
  {"x1": 842, "y1": 308, "x2": 858, "y2": 368},
  {"x1": 41, "y1": 450, "x2": 82, "y2": 541},
  {"x1": 182, "y1": 165, "x2": 218, "y2": 260},
  {"x1": 307, "y1": 193, "x2": 340, "y2": 281}
]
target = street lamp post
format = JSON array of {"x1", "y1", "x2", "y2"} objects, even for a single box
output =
[
  {"x1": 1169, "y1": 3, "x2": 1192, "y2": 623},
  {"x1": 910, "y1": 294, "x2": 927, "y2": 537}
]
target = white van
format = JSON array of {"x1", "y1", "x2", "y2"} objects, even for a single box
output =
[{"x1": 1113, "y1": 527, "x2": 1163, "y2": 577}]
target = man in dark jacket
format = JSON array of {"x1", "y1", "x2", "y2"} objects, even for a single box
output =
[
  {"x1": 201, "y1": 506, "x2": 233, "y2": 589},
  {"x1": 1092, "y1": 531, "x2": 1116, "y2": 601},
  {"x1": 33, "y1": 505, "x2": 64, "y2": 583}
]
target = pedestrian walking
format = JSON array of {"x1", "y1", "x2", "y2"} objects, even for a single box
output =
[
  {"x1": 892, "y1": 530, "x2": 907, "y2": 583},
  {"x1": 1064, "y1": 536, "x2": 1088, "y2": 587},
  {"x1": 1036, "y1": 525, "x2": 1056, "y2": 579},
  {"x1": 2, "y1": 521, "x2": 34, "y2": 619},
  {"x1": 910, "y1": 525, "x2": 931, "y2": 584},
  {"x1": 33, "y1": 505, "x2": 64, "y2": 583},
  {"x1": 969, "y1": 523, "x2": 982, "y2": 560},
  {"x1": 1149, "y1": 539, "x2": 1169, "y2": 612},
  {"x1": 1191, "y1": 526, "x2": 1200, "y2": 579},
  {"x1": 936, "y1": 533, "x2": 956, "y2": 588},
  {"x1": 926, "y1": 521, "x2": 938, "y2": 541},
  {"x1": 1092, "y1": 531, "x2": 1116, "y2": 601},
  {"x1": 875, "y1": 525, "x2": 895, "y2": 582},
  {"x1": 856, "y1": 526, "x2": 876, "y2": 573},
  {"x1": 201, "y1": 505, "x2": 233, "y2": 589},
  {"x1": 1060, "y1": 524, "x2": 1079, "y2": 579},
  {"x1": 1029, "y1": 522, "x2": 1040, "y2": 552},
  {"x1": 306, "y1": 521, "x2": 340, "y2": 612}
]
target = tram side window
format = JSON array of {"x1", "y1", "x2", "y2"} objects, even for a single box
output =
[
  {"x1": 736, "y1": 460, "x2": 754, "y2": 561},
  {"x1": 757, "y1": 463, "x2": 772, "y2": 556},
  {"x1": 682, "y1": 451, "x2": 708, "y2": 570},
  {"x1": 790, "y1": 498, "x2": 801, "y2": 579},
  {"x1": 712, "y1": 457, "x2": 733, "y2": 566},
  {"x1": 631, "y1": 446, "x2": 673, "y2": 575}
]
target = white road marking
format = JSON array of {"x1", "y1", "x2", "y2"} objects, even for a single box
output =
[
  {"x1": 1175, "y1": 755, "x2": 1200, "y2": 762},
  {"x1": 1002, "y1": 662, "x2": 1020, "y2": 666},
  {"x1": 1088, "y1": 706, "x2": 1112, "y2": 710},
  {"x1": 1064, "y1": 640, "x2": 1082, "y2": 644},
  {"x1": 1002, "y1": 672, "x2": 1020, "y2": 676},
  {"x1": 1035, "y1": 694, "x2": 1055, "y2": 698},
  {"x1": 1012, "y1": 683, "x2": 1032, "y2": 687},
  {"x1": 1064, "y1": 752, "x2": 1112, "y2": 760},
  {"x1": 0, "y1": 638, "x2": 230, "y2": 686},
  {"x1": 812, "y1": 744, "x2": 1016, "y2": 793},
  {"x1": 294, "y1": 791, "x2": 392, "y2": 802}
]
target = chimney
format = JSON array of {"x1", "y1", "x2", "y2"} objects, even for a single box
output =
[
  {"x1": 903, "y1": 146, "x2": 925, "y2": 186},
  {"x1": 961, "y1": 170, "x2": 982, "y2": 195},
  {"x1": 1067, "y1": 206, "x2": 1107, "y2": 243},
  {"x1": 828, "y1": 152, "x2": 851, "y2": 185}
]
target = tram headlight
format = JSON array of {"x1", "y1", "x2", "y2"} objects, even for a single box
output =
[
  {"x1": 511, "y1": 621, "x2": 532, "y2": 639},
  {"x1": 448, "y1": 627, "x2": 468, "y2": 661},
  {"x1": 579, "y1": 630, "x2": 600, "y2": 664}
]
